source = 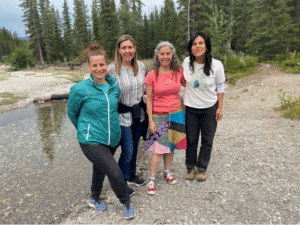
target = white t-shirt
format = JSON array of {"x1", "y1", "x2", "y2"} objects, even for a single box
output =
[{"x1": 183, "y1": 57, "x2": 225, "y2": 109}]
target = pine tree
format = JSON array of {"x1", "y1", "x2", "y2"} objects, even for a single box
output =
[
  {"x1": 147, "y1": 11, "x2": 156, "y2": 56},
  {"x1": 288, "y1": 0, "x2": 300, "y2": 52},
  {"x1": 246, "y1": 0, "x2": 296, "y2": 60},
  {"x1": 39, "y1": 0, "x2": 53, "y2": 63},
  {"x1": 52, "y1": 7, "x2": 63, "y2": 62},
  {"x1": 20, "y1": 0, "x2": 44, "y2": 64},
  {"x1": 118, "y1": 0, "x2": 132, "y2": 35},
  {"x1": 177, "y1": 0, "x2": 202, "y2": 40},
  {"x1": 139, "y1": 14, "x2": 151, "y2": 58},
  {"x1": 162, "y1": 0, "x2": 178, "y2": 44},
  {"x1": 73, "y1": 0, "x2": 90, "y2": 53},
  {"x1": 99, "y1": 0, "x2": 119, "y2": 58},
  {"x1": 92, "y1": 0, "x2": 101, "y2": 42},
  {"x1": 232, "y1": 0, "x2": 250, "y2": 52},
  {"x1": 62, "y1": 0, "x2": 74, "y2": 61}
]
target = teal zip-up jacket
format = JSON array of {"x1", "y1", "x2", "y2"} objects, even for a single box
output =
[{"x1": 68, "y1": 75, "x2": 121, "y2": 147}]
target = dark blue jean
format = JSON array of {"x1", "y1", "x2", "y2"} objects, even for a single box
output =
[
  {"x1": 118, "y1": 122, "x2": 143, "y2": 182},
  {"x1": 185, "y1": 102, "x2": 218, "y2": 172}
]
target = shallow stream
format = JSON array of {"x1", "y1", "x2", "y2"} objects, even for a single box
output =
[{"x1": 0, "y1": 100, "x2": 92, "y2": 224}]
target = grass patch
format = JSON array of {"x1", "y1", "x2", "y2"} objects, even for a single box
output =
[
  {"x1": 279, "y1": 66, "x2": 300, "y2": 74},
  {"x1": 227, "y1": 67, "x2": 256, "y2": 85},
  {"x1": 0, "y1": 92, "x2": 25, "y2": 105},
  {"x1": 277, "y1": 89, "x2": 300, "y2": 120}
]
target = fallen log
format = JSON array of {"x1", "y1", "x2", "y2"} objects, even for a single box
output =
[{"x1": 33, "y1": 93, "x2": 69, "y2": 102}]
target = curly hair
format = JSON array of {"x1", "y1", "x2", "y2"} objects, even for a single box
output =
[
  {"x1": 114, "y1": 34, "x2": 139, "y2": 76},
  {"x1": 187, "y1": 31, "x2": 212, "y2": 76},
  {"x1": 81, "y1": 43, "x2": 107, "y2": 64},
  {"x1": 153, "y1": 41, "x2": 180, "y2": 81}
]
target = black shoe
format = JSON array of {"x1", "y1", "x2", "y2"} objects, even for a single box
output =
[
  {"x1": 127, "y1": 175, "x2": 145, "y2": 187},
  {"x1": 126, "y1": 184, "x2": 135, "y2": 197}
]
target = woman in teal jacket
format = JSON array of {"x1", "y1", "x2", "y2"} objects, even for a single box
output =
[{"x1": 68, "y1": 43, "x2": 135, "y2": 219}]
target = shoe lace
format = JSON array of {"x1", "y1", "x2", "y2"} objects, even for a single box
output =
[
  {"x1": 166, "y1": 173, "x2": 173, "y2": 180},
  {"x1": 148, "y1": 181, "x2": 155, "y2": 188}
]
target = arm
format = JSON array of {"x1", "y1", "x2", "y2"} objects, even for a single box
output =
[
  {"x1": 215, "y1": 60, "x2": 226, "y2": 122},
  {"x1": 145, "y1": 83, "x2": 156, "y2": 134},
  {"x1": 67, "y1": 85, "x2": 84, "y2": 129},
  {"x1": 216, "y1": 92, "x2": 224, "y2": 122}
]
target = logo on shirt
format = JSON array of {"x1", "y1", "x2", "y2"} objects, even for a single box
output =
[{"x1": 193, "y1": 73, "x2": 207, "y2": 90}]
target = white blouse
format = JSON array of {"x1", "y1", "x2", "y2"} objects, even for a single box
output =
[{"x1": 108, "y1": 61, "x2": 146, "y2": 127}]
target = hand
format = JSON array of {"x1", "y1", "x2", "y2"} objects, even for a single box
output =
[
  {"x1": 149, "y1": 120, "x2": 157, "y2": 134},
  {"x1": 215, "y1": 108, "x2": 223, "y2": 122}
]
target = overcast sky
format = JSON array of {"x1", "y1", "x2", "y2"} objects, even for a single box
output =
[{"x1": 0, "y1": 0, "x2": 164, "y2": 37}]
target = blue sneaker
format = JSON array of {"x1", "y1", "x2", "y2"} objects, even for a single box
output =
[
  {"x1": 88, "y1": 199, "x2": 106, "y2": 212},
  {"x1": 123, "y1": 202, "x2": 135, "y2": 219}
]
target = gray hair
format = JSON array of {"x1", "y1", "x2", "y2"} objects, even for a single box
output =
[{"x1": 153, "y1": 41, "x2": 180, "y2": 80}]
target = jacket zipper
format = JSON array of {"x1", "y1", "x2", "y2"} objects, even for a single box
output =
[
  {"x1": 92, "y1": 77, "x2": 117, "y2": 146},
  {"x1": 86, "y1": 124, "x2": 90, "y2": 140}
]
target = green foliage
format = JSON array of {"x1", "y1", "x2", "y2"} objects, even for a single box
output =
[
  {"x1": 15, "y1": 0, "x2": 300, "y2": 67},
  {"x1": 224, "y1": 53, "x2": 259, "y2": 74},
  {"x1": 245, "y1": 0, "x2": 297, "y2": 61},
  {"x1": 0, "y1": 28, "x2": 28, "y2": 62},
  {"x1": 10, "y1": 45, "x2": 35, "y2": 69},
  {"x1": 227, "y1": 67, "x2": 256, "y2": 85},
  {"x1": 277, "y1": 51, "x2": 300, "y2": 74},
  {"x1": 73, "y1": 0, "x2": 90, "y2": 51},
  {"x1": 278, "y1": 89, "x2": 296, "y2": 109},
  {"x1": 277, "y1": 89, "x2": 300, "y2": 120},
  {"x1": 20, "y1": 0, "x2": 45, "y2": 64},
  {"x1": 62, "y1": 0, "x2": 75, "y2": 61},
  {"x1": 98, "y1": 0, "x2": 119, "y2": 58}
]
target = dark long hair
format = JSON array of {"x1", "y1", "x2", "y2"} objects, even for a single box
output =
[{"x1": 187, "y1": 31, "x2": 212, "y2": 76}]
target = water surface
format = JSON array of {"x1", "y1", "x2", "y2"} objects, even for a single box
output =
[{"x1": 0, "y1": 100, "x2": 92, "y2": 224}]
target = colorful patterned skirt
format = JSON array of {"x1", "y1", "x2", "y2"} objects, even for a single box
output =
[{"x1": 144, "y1": 109, "x2": 187, "y2": 154}]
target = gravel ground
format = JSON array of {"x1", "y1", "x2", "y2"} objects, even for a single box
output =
[
  {"x1": 1, "y1": 64, "x2": 300, "y2": 224},
  {"x1": 56, "y1": 64, "x2": 300, "y2": 224}
]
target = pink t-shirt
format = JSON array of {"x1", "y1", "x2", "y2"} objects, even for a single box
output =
[{"x1": 145, "y1": 68, "x2": 186, "y2": 113}]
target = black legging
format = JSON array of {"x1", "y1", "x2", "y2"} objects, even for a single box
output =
[
  {"x1": 185, "y1": 102, "x2": 218, "y2": 172},
  {"x1": 79, "y1": 143, "x2": 130, "y2": 205}
]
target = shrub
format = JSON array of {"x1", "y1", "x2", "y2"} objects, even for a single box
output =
[
  {"x1": 224, "y1": 54, "x2": 258, "y2": 74},
  {"x1": 281, "y1": 58, "x2": 300, "y2": 68},
  {"x1": 10, "y1": 46, "x2": 35, "y2": 70}
]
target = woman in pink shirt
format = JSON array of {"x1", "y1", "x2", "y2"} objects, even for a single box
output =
[{"x1": 144, "y1": 41, "x2": 186, "y2": 195}]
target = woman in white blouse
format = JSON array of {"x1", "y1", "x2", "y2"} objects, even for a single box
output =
[
  {"x1": 108, "y1": 35, "x2": 146, "y2": 193},
  {"x1": 183, "y1": 31, "x2": 225, "y2": 182}
]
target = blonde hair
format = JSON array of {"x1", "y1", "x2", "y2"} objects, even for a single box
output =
[
  {"x1": 82, "y1": 43, "x2": 107, "y2": 64},
  {"x1": 114, "y1": 35, "x2": 139, "y2": 76}
]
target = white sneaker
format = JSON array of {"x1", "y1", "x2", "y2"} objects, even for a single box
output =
[{"x1": 146, "y1": 180, "x2": 156, "y2": 195}]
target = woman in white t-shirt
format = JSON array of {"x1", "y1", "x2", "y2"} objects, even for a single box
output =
[{"x1": 183, "y1": 31, "x2": 225, "y2": 181}]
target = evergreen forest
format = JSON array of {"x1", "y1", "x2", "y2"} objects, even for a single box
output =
[{"x1": 1, "y1": 0, "x2": 300, "y2": 67}]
